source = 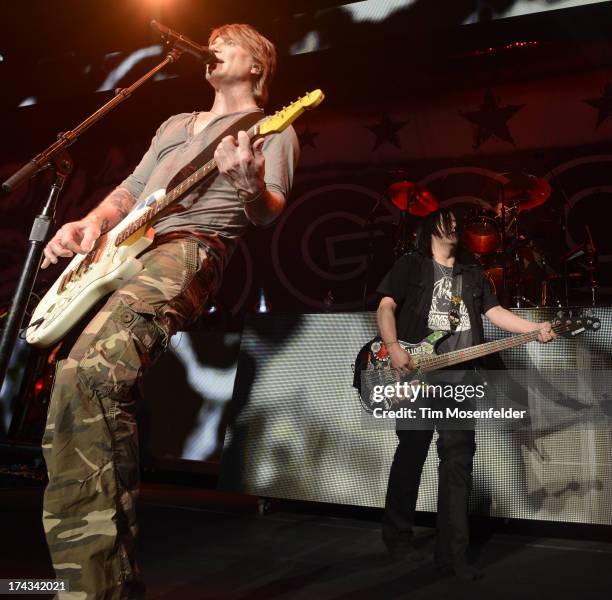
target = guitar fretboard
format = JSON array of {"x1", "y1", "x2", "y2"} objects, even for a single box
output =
[{"x1": 413, "y1": 320, "x2": 576, "y2": 372}]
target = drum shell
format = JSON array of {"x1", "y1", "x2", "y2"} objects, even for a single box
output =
[{"x1": 462, "y1": 214, "x2": 501, "y2": 255}]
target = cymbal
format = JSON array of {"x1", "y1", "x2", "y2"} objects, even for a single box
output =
[
  {"x1": 387, "y1": 181, "x2": 439, "y2": 216},
  {"x1": 499, "y1": 173, "x2": 551, "y2": 210}
]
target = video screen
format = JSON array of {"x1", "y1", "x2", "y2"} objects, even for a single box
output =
[{"x1": 289, "y1": 0, "x2": 611, "y2": 54}]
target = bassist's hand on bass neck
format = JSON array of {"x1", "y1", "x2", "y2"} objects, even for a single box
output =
[
  {"x1": 536, "y1": 321, "x2": 556, "y2": 343},
  {"x1": 486, "y1": 306, "x2": 557, "y2": 344}
]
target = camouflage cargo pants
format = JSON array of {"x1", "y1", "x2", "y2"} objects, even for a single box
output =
[{"x1": 41, "y1": 237, "x2": 218, "y2": 599}]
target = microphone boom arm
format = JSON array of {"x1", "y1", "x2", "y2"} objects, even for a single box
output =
[
  {"x1": 0, "y1": 44, "x2": 185, "y2": 391},
  {"x1": 151, "y1": 20, "x2": 218, "y2": 64}
]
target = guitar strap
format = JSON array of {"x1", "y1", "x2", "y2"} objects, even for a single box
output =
[
  {"x1": 166, "y1": 110, "x2": 264, "y2": 193},
  {"x1": 448, "y1": 273, "x2": 463, "y2": 333}
]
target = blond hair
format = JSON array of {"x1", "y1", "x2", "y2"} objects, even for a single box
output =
[{"x1": 209, "y1": 24, "x2": 277, "y2": 107}]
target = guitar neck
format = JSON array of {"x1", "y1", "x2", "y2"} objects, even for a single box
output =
[
  {"x1": 115, "y1": 123, "x2": 260, "y2": 245},
  {"x1": 110, "y1": 88, "x2": 326, "y2": 245},
  {"x1": 415, "y1": 328, "x2": 544, "y2": 372}
]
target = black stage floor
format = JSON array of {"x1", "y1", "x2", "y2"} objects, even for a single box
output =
[{"x1": 1, "y1": 478, "x2": 611, "y2": 600}]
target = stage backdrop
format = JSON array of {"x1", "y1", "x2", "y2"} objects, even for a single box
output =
[
  {"x1": 219, "y1": 309, "x2": 612, "y2": 526},
  {"x1": 3, "y1": 4, "x2": 612, "y2": 453},
  {"x1": 3, "y1": 19, "x2": 612, "y2": 312}
]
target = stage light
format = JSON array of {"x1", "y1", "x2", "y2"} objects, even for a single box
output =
[
  {"x1": 96, "y1": 45, "x2": 163, "y2": 92},
  {"x1": 289, "y1": 31, "x2": 321, "y2": 56},
  {"x1": 34, "y1": 378, "x2": 44, "y2": 397},
  {"x1": 255, "y1": 288, "x2": 271, "y2": 313},
  {"x1": 18, "y1": 97, "x2": 37, "y2": 108}
]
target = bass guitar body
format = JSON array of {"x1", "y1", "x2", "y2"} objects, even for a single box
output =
[{"x1": 367, "y1": 331, "x2": 447, "y2": 369}]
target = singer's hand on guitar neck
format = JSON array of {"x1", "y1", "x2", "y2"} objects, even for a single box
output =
[
  {"x1": 214, "y1": 130, "x2": 285, "y2": 226},
  {"x1": 215, "y1": 130, "x2": 265, "y2": 196}
]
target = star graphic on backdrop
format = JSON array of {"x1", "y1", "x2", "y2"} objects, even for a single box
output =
[
  {"x1": 365, "y1": 113, "x2": 408, "y2": 151},
  {"x1": 584, "y1": 83, "x2": 612, "y2": 128},
  {"x1": 297, "y1": 124, "x2": 320, "y2": 148},
  {"x1": 459, "y1": 89, "x2": 525, "y2": 150}
]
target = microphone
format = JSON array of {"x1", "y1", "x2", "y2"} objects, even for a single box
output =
[{"x1": 150, "y1": 20, "x2": 221, "y2": 64}]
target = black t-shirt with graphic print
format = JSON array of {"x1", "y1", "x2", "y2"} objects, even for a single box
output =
[
  {"x1": 428, "y1": 261, "x2": 473, "y2": 354},
  {"x1": 376, "y1": 251, "x2": 499, "y2": 347}
]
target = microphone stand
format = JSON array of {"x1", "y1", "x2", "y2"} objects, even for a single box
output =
[{"x1": 0, "y1": 47, "x2": 184, "y2": 390}]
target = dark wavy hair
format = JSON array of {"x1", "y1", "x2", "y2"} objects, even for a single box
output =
[
  {"x1": 414, "y1": 207, "x2": 464, "y2": 258},
  {"x1": 415, "y1": 208, "x2": 479, "y2": 266}
]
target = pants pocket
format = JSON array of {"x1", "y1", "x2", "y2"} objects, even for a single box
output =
[{"x1": 76, "y1": 298, "x2": 166, "y2": 401}]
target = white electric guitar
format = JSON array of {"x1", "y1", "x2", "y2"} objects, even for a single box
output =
[{"x1": 26, "y1": 89, "x2": 325, "y2": 347}]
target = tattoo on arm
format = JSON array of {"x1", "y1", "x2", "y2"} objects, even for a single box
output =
[
  {"x1": 110, "y1": 197, "x2": 128, "y2": 220},
  {"x1": 89, "y1": 187, "x2": 137, "y2": 229},
  {"x1": 109, "y1": 188, "x2": 137, "y2": 219}
]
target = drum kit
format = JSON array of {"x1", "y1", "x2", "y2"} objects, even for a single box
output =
[{"x1": 386, "y1": 171, "x2": 599, "y2": 308}]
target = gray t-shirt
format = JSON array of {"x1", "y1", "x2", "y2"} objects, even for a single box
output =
[{"x1": 120, "y1": 109, "x2": 299, "y2": 267}]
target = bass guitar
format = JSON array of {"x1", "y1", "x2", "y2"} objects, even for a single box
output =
[{"x1": 356, "y1": 311, "x2": 600, "y2": 413}]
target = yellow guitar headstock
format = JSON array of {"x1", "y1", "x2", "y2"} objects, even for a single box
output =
[{"x1": 258, "y1": 89, "x2": 325, "y2": 136}]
